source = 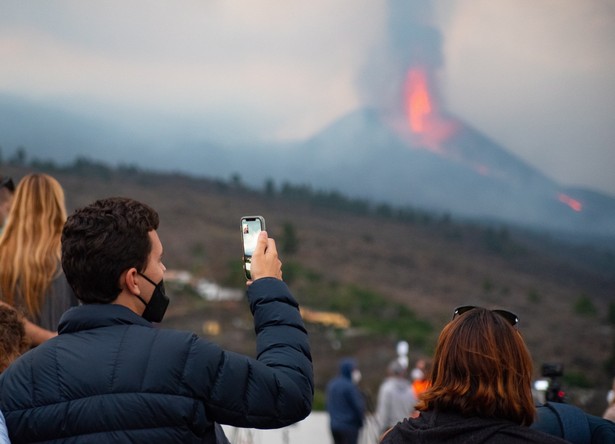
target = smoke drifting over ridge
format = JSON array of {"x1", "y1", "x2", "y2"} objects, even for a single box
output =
[
  {"x1": 290, "y1": 0, "x2": 615, "y2": 237},
  {"x1": 357, "y1": 1, "x2": 461, "y2": 157},
  {"x1": 358, "y1": 1, "x2": 443, "y2": 121}
]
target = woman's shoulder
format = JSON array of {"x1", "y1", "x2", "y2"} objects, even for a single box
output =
[{"x1": 380, "y1": 411, "x2": 569, "y2": 444}]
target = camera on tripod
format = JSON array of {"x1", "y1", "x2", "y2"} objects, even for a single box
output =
[{"x1": 534, "y1": 363, "x2": 566, "y2": 403}]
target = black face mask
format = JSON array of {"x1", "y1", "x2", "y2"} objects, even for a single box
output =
[{"x1": 136, "y1": 272, "x2": 170, "y2": 323}]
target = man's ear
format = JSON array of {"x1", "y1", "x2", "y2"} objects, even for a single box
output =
[{"x1": 120, "y1": 268, "x2": 140, "y2": 295}]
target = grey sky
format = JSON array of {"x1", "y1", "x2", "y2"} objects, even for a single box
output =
[{"x1": 1, "y1": 0, "x2": 613, "y2": 196}]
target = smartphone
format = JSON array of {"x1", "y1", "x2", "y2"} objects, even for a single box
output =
[{"x1": 240, "y1": 216, "x2": 266, "y2": 280}]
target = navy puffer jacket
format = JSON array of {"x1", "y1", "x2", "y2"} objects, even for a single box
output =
[
  {"x1": 326, "y1": 358, "x2": 365, "y2": 432},
  {"x1": 0, "y1": 278, "x2": 313, "y2": 443}
]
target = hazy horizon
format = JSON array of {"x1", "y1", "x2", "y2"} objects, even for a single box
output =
[{"x1": 1, "y1": 0, "x2": 614, "y2": 196}]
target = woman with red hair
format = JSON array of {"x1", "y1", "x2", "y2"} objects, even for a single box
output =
[{"x1": 380, "y1": 305, "x2": 567, "y2": 443}]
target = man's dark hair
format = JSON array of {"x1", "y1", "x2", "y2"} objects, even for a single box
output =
[{"x1": 61, "y1": 197, "x2": 159, "y2": 303}]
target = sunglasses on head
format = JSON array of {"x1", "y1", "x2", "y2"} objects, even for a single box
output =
[
  {"x1": 452, "y1": 305, "x2": 519, "y2": 328},
  {"x1": 0, "y1": 177, "x2": 15, "y2": 192}
]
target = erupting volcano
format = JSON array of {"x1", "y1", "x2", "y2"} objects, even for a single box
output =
[
  {"x1": 401, "y1": 65, "x2": 584, "y2": 214},
  {"x1": 277, "y1": 0, "x2": 611, "y2": 235},
  {"x1": 404, "y1": 67, "x2": 458, "y2": 154},
  {"x1": 406, "y1": 68, "x2": 432, "y2": 134}
]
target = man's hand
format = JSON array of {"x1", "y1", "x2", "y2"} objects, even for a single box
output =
[{"x1": 247, "y1": 231, "x2": 282, "y2": 284}]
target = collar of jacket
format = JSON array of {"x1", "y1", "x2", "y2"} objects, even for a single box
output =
[{"x1": 57, "y1": 303, "x2": 152, "y2": 334}]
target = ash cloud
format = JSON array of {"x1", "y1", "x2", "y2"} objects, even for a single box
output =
[{"x1": 357, "y1": 0, "x2": 444, "y2": 119}]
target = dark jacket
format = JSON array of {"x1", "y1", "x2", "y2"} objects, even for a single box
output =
[
  {"x1": 326, "y1": 358, "x2": 365, "y2": 432},
  {"x1": 532, "y1": 402, "x2": 615, "y2": 444},
  {"x1": 0, "y1": 278, "x2": 313, "y2": 443},
  {"x1": 380, "y1": 410, "x2": 569, "y2": 444}
]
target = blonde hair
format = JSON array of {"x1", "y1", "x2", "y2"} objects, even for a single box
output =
[{"x1": 0, "y1": 173, "x2": 67, "y2": 317}]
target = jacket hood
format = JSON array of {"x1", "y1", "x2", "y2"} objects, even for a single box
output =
[
  {"x1": 381, "y1": 410, "x2": 568, "y2": 444},
  {"x1": 339, "y1": 358, "x2": 356, "y2": 379},
  {"x1": 389, "y1": 411, "x2": 506, "y2": 443}
]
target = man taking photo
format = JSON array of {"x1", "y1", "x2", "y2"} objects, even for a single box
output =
[{"x1": 0, "y1": 197, "x2": 313, "y2": 443}]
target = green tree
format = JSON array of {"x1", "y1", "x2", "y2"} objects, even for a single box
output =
[
  {"x1": 11, "y1": 146, "x2": 27, "y2": 166},
  {"x1": 280, "y1": 221, "x2": 299, "y2": 255},
  {"x1": 573, "y1": 294, "x2": 596, "y2": 316},
  {"x1": 230, "y1": 173, "x2": 243, "y2": 188},
  {"x1": 264, "y1": 178, "x2": 276, "y2": 196}
]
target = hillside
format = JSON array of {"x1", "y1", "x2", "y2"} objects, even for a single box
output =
[{"x1": 3, "y1": 161, "x2": 615, "y2": 414}]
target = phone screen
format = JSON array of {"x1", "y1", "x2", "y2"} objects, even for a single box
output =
[{"x1": 241, "y1": 216, "x2": 266, "y2": 279}]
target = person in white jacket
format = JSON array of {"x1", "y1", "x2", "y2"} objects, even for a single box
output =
[{"x1": 376, "y1": 360, "x2": 417, "y2": 434}]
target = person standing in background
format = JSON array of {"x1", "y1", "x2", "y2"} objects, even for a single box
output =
[
  {"x1": 376, "y1": 360, "x2": 416, "y2": 434},
  {"x1": 410, "y1": 358, "x2": 431, "y2": 399},
  {"x1": 0, "y1": 173, "x2": 78, "y2": 345},
  {"x1": 326, "y1": 358, "x2": 366, "y2": 444}
]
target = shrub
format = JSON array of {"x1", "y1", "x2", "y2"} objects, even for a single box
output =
[{"x1": 573, "y1": 294, "x2": 596, "y2": 316}]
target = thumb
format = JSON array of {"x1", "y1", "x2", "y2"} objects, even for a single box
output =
[{"x1": 253, "y1": 231, "x2": 268, "y2": 256}]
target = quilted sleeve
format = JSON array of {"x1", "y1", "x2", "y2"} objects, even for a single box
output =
[{"x1": 185, "y1": 278, "x2": 313, "y2": 429}]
